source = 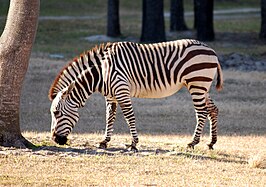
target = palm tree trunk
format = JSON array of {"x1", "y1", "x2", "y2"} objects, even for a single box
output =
[
  {"x1": 260, "y1": 0, "x2": 266, "y2": 39},
  {"x1": 107, "y1": 0, "x2": 121, "y2": 37},
  {"x1": 170, "y1": 0, "x2": 188, "y2": 31},
  {"x1": 0, "y1": 0, "x2": 39, "y2": 148},
  {"x1": 140, "y1": 0, "x2": 166, "y2": 43},
  {"x1": 195, "y1": 0, "x2": 215, "y2": 41}
]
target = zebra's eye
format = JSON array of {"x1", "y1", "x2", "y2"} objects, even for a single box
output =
[{"x1": 53, "y1": 111, "x2": 60, "y2": 116}]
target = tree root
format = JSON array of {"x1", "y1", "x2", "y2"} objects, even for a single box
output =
[{"x1": 0, "y1": 133, "x2": 35, "y2": 149}]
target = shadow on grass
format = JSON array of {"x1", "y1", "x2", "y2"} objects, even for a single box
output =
[
  {"x1": 31, "y1": 144, "x2": 247, "y2": 165},
  {"x1": 174, "y1": 152, "x2": 247, "y2": 165},
  {"x1": 32, "y1": 145, "x2": 98, "y2": 155}
]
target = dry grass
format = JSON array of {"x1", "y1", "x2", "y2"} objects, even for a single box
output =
[
  {"x1": 0, "y1": 132, "x2": 266, "y2": 186},
  {"x1": 249, "y1": 151, "x2": 266, "y2": 169}
]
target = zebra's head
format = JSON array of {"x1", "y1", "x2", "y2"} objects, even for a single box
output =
[{"x1": 50, "y1": 83, "x2": 79, "y2": 145}]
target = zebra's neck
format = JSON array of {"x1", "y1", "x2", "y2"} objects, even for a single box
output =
[
  {"x1": 67, "y1": 59, "x2": 103, "y2": 108},
  {"x1": 49, "y1": 43, "x2": 112, "y2": 102}
]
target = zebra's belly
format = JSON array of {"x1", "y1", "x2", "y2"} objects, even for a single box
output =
[{"x1": 131, "y1": 84, "x2": 183, "y2": 98}]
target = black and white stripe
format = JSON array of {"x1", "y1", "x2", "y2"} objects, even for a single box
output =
[{"x1": 49, "y1": 39, "x2": 223, "y2": 150}]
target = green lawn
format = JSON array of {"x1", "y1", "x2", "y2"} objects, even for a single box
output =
[
  {"x1": 0, "y1": 0, "x2": 263, "y2": 58},
  {"x1": 0, "y1": 0, "x2": 261, "y2": 16}
]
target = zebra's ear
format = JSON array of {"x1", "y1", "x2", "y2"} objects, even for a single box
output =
[{"x1": 62, "y1": 82, "x2": 75, "y2": 100}]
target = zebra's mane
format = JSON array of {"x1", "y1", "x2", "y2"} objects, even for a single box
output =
[{"x1": 48, "y1": 43, "x2": 112, "y2": 101}]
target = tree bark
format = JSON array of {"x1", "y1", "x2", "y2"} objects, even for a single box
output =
[
  {"x1": 0, "y1": 0, "x2": 39, "y2": 148},
  {"x1": 107, "y1": 0, "x2": 121, "y2": 37},
  {"x1": 170, "y1": 0, "x2": 188, "y2": 31},
  {"x1": 140, "y1": 0, "x2": 166, "y2": 43},
  {"x1": 260, "y1": 0, "x2": 266, "y2": 39},
  {"x1": 195, "y1": 0, "x2": 215, "y2": 41},
  {"x1": 193, "y1": 0, "x2": 198, "y2": 29}
]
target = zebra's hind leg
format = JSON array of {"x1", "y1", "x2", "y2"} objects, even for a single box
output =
[
  {"x1": 206, "y1": 94, "x2": 218, "y2": 150},
  {"x1": 99, "y1": 98, "x2": 118, "y2": 149},
  {"x1": 187, "y1": 91, "x2": 208, "y2": 149}
]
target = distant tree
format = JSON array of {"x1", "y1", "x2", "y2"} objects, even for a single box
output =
[
  {"x1": 193, "y1": 0, "x2": 198, "y2": 29},
  {"x1": 260, "y1": 0, "x2": 266, "y2": 39},
  {"x1": 0, "y1": 0, "x2": 39, "y2": 148},
  {"x1": 194, "y1": 0, "x2": 215, "y2": 41},
  {"x1": 140, "y1": 0, "x2": 166, "y2": 43},
  {"x1": 107, "y1": 0, "x2": 121, "y2": 37},
  {"x1": 170, "y1": 0, "x2": 188, "y2": 31}
]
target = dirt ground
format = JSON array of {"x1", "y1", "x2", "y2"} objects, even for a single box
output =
[{"x1": 20, "y1": 55, "x2": 266, "y2": 139}]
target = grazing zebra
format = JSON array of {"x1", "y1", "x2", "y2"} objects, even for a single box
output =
[{"x1": 49, "y1": 39, "x2": 223, "y2": 151}]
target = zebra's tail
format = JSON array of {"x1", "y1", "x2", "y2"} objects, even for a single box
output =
[{"x1": 216, "y1": 62, "x2": 223, "y2": 91}]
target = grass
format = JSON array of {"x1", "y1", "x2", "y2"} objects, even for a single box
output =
[
  {"x1": 33, "y1": 14, "x2": 266, "y2": 58},
  {"x1": 31, "y1": 16, "x2": 264, "y2": 58},
  {"x1": 0, "y1": 0, "x2": 260, "y2": 16},
  {"x1": 1, "y1": 132, "x2": 266, "y2": 186},
  {"x1": 249, "y1": 152, "x2": 266, "y2": 169},
  {"x1": 0, "y1": 0, "x2": 264, "y2": 58}
]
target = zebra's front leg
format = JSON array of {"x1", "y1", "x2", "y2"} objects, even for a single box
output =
[
  {"x1": 116, "y1": 91, "x2": 139, "y2": 152},
  {"x1": 99, "y1": 98, "x2": 118, "y2": 149}
]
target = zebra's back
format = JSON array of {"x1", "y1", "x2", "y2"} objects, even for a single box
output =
[{"x1": 105, "y1": 39, "x2": 220, "y2": 98}]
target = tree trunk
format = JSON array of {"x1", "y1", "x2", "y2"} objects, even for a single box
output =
[
  {"x1": 260, "y1": 0, "x2": 266, "y2": 39},
  {"x1": 140, "y1": 0, "x2": 166, "y2": 43},
  {"x1": 170, "y1": 0, "x2": 188, "y2": 31},
  {"x1": 0, "y1": 0, "x2": 39, "y2": 148},
  {"x1": 193, "y1": 0, "x2": 198, "y2": 29},
  {"x1": 195, "y1": 0, "x2": 215, "y2": 41},
  {"x1": 107, "y1": 0, "x2": 121, "y2": 37}
]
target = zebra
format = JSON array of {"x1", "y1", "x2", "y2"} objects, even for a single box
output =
[{"x1": 49, "y1": 39, "x2": 223, "y2": 151}]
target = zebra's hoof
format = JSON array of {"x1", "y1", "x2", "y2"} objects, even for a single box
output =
[
  {"x1": 187, "y1": 143, "x2": 195, "y2": 149},
  {"x1": 130, "y1": 146, "x2": 138, "y2": 153},
  {"x1": 125, "y1": 144, "x2": 138, "y2": 152},
  {"x1": 99, "y1": 142, "x2": 107, "y2": 149},
  {"x1": 207, "y1": 144, "x2": 214, "y2": 150}
]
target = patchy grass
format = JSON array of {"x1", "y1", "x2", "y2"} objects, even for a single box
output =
[
  {"x1": 0, "y1": 0, "x2": 263, "y2": 58},
  {"x1": 0, "y1": 0, "x2": 260, "y2": 16},
  {"x1": 1, "y1": 132, "x2": 266, "y2": 186},
  {"x1": 33, "y1": 14, "x2": 265, "y2": 58},
  {"x1": 249, "y1": 151, "x2": 266, "y2": 169}
]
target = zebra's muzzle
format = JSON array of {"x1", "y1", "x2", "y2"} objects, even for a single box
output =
[{"x1": 52, "y1": 132, "x2": 68, "y2": 145}]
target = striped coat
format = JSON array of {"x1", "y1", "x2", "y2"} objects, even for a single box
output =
[{"x1": 49, "y1": 39, "x2": 223, "y2": 151}]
